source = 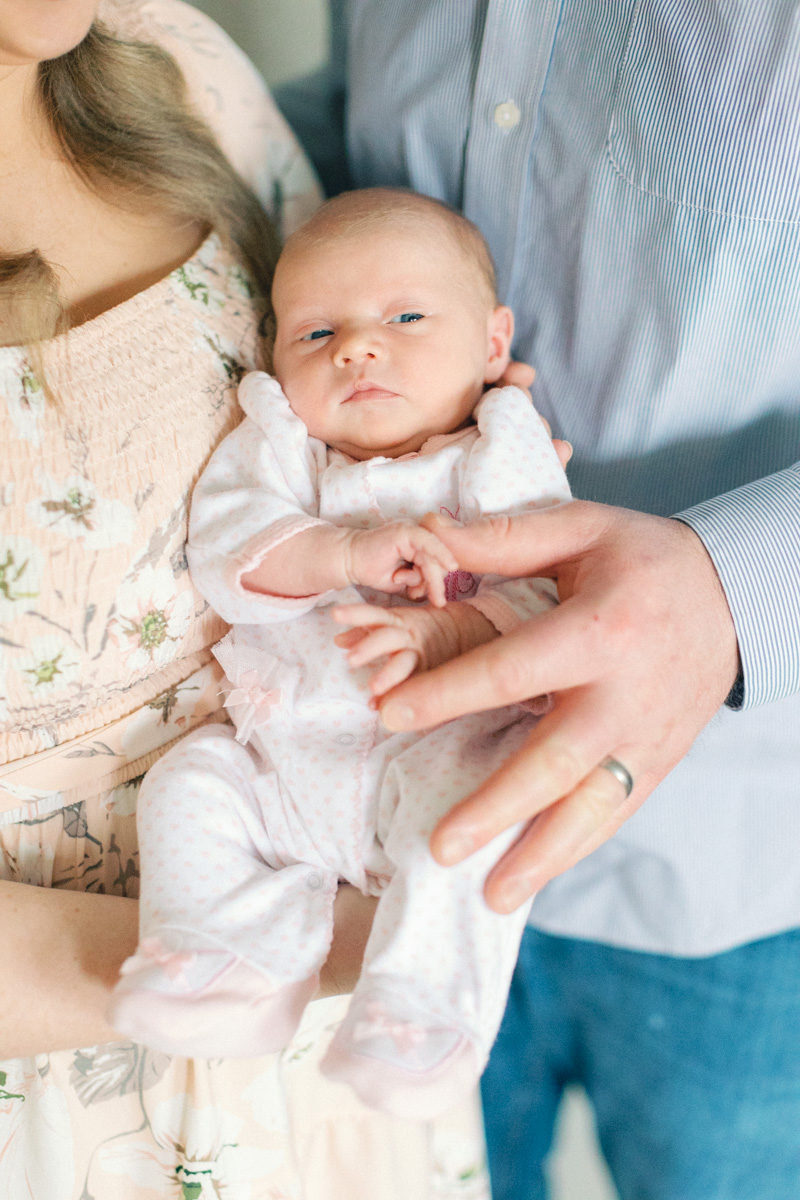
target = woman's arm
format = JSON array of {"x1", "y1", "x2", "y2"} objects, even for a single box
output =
[
  {"x1": 0, "y1": 882, "x2": 138, "y2": 1058},
  {"x1": 0, "y1": 881, "x2": 375, "y2": 1057}
]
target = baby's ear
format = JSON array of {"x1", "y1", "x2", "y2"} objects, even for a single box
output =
[{"x1": 484, "y1": 305, "x2": 514, "y2": 384}]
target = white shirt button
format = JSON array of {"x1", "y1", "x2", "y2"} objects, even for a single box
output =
[{"x1": 494, "y1": 100, "x2": 521, "y2": 130}]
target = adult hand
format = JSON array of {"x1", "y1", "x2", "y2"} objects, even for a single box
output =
[{"x1": 376, "y1": 502, "x2": 740, "y2": 913}]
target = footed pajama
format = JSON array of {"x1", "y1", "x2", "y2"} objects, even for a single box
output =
[{"x1": 110, "y1": 373, "x2": 572, "y2": 1117}]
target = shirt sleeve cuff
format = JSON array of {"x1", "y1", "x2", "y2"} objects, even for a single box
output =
[{"x1": 675, "y1": 463, "x2": 800, "y2": 709}]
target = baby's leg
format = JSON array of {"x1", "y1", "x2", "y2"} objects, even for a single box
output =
[
  {"x1": 322, "y1": 709, "x2": 535, "y2": 1119},
  {"x1": 109, "y1": 723, "x2": 338, "y2": 1058}
]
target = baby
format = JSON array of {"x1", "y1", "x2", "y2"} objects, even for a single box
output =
[{"x1": 110, "y1": 188, "x2": 571, "y2": 1120}]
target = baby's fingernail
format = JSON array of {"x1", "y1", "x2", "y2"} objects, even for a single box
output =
[
  {"x1": 380, "y1": 701, "x2": 415, "y2": 730},
  {"x1": 431, "y1": 512, "x2": 462, "y2": 528}
]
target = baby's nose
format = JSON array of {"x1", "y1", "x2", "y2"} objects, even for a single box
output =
[{"x1": 333, "y1": 329, "x2": 380, "y2": 367}]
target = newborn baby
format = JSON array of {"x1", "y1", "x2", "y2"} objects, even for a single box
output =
[{"x1": 110, "y1": 188, "x2": 571, "y2": 1119}]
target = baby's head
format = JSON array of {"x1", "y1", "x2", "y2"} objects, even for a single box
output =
[{"x1": 269, "y1": 188, "x2": 513, "y2": 461}]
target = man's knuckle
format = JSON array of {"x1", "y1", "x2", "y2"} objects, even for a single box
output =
[
  {"x1": 581, "y1": 777, "x2": 619, "y2": 822},
  {"x1": 540, "y1": 743, "x2": 586, "y2": 791},
  {"x1": 487, "y1": 653, "x2": 534, "y2": 703}
]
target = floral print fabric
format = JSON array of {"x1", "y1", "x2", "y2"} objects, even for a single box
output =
[{"x1": 0, "y1": 3, "x2": 490, "y2": 1195}]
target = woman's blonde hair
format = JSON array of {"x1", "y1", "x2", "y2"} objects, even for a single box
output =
[{"x1": 0, "y1": 21, "x2": 279, "y2": 351}]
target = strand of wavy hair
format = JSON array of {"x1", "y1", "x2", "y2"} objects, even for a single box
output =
[{"x1": 0, "y1": 21, "x2": 280, "y2": 378}]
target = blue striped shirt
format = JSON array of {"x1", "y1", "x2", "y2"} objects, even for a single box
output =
[{"x1": 279, "y1": 0, "x2": 800, "y2": 955}]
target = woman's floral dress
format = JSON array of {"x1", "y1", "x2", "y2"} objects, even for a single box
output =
[{"x1": 0, "y1": 2, "x2": 491, "y2": 1197}]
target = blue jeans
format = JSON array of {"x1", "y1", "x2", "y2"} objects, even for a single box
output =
[{"x1": 482, "y1": 926, "x2": 800, "y2": 1200}]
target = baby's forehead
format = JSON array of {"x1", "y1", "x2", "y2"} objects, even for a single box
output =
[{"x1": 276, "y1": 207, "x2": 495, "y2": 306}]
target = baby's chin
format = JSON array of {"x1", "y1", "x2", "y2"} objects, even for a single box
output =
[{"x1": 328, "y1": 434, "x2": 428, "y2": 461}]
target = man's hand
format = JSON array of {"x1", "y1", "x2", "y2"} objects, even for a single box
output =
[
  {"x1": 375, "y1": 501, "x2": 740, "y2": 913},
  {"x1": 345, "y1": 521, "x2": 457, "y2": 606},
  {"x1": 333, "y1": 600, "x2": 498, "y2": 698}
]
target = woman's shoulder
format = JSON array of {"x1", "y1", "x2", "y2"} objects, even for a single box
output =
[{"x1": 99, "y1": 0, "x2": 322, "y2": 236}]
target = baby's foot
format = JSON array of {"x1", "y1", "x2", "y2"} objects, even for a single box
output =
[
  {"x1": 109, "y1": 936, "x2": 318, "y2": 1058},
  {"x1": 321, "y1": 989, "x2": 479, "y2": 1119}
]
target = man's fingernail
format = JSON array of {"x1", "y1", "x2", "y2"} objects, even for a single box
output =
[
  {"x1": 496, "y1": 879, "x2": 535, "y2": 912},
  {"x1": 438, "y1": 833, "x2": 476, "y2": 865},
  {"x1": 380, "y1": 702, "x2": 415, "y2": 730}
]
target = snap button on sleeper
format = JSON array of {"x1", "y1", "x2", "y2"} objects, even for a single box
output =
[
  {"x1": 494, "y1": 100, "x2": 521, "y2": 130},
  {"x1": 306, "y1": 872, "x2": 323, "y2": 890},
  {"x1": 335, "y1": 733, "x2": 357, "y2": 746}
]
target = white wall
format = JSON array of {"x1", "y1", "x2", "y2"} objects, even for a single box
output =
[{"x1": 195, "y1": 0, "x2": 328, "y2": 86}]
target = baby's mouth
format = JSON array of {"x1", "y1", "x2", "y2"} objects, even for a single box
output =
[{"x1": 343, "y1": 380, "x2": 399, "y2": 403}]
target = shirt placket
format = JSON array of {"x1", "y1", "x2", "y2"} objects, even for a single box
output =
[{"x1": 462, "y1": 0, "x2": 563, "y2": 303}]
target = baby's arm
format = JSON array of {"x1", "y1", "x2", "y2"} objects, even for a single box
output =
[
  {"x1": 332, "y1": 600, "x2": 499, "y2": 698},
  {"x1": 188, "y1": 373, "x2": 457, "y2": 618},
  {"x1": 242, "y1": 520, "x2": 458, "y2": 607}
]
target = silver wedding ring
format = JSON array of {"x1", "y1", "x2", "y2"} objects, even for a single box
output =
[{"x1": 600, "y1": 756, "x2": 634, "y2": 798}]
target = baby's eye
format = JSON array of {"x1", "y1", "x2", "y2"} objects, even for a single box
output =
[
  {"x1": 301, "y1": 328, "x2": 333, "y2": 342},
  {"x1": 389, "y1": 312, "x2": 424, "y2": 324}
]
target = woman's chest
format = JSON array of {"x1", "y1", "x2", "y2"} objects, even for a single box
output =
[{"x1": 0, "y1": 155, "x2": 203, "y2": 330}]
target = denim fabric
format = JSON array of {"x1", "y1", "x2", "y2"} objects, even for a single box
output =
[{"x1": 482, "y1": 926, "x2": 800, "y2": 1200}]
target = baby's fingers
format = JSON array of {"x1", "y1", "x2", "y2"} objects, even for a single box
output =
[
  {"x1": 393, "y1": 566, "x2": 423, "y2": 589},
  {"x1": 333, "y1": 627, "x2": 368, "y2": 650},
  {"x1": 332, "y1": 604, "x2": 401, "y2": 629},
  {"x1": 406, "y1": 579, "x2": 429, "y2": 602},
  {"x1": 370, "y1": 649, "x2": 419, "y2": 697},
  {"x1": 347, "y1": 624, "x2": 414, "y2": 668},
  {"x1": 418, "y1": 554, "x2": 448, "y2": 607}
]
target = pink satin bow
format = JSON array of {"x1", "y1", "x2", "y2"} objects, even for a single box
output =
[
  {"x1": 120, "y1": 937, "x2": 196, "y2": 984},
  {"x1": 352, "y1": 1001, "x2": 428, "y2": 1055},
  {"x1": 220, "y1": 670, "x2": 281, "y2": 743}
]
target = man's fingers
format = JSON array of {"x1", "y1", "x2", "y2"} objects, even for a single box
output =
[
  {"x1": 421, "y1": 500, "x2": 610, "y2": 578},
  {"x1": 378, "y1": 597, "x2": 610, "y2": 732},
  {"x1": 499, "y1": 361, "x2": 535, "y2": 391},
  {"x1": 553, "y1": 438, "x2": 573, "y2": 470},
  {"x1": 482, "y1": 762, "x2": 641, "y2": 912},
  {"x1": 429, "y1": 687, "x2": 622, "y2": 865}
]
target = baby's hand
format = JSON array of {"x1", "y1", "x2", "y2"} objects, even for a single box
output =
[
  {"x1": 345, "y1": 521, "x2": 458, "y2": 607},
  {"x1": 333, "y1": 603, "x2": 457, "y2": 698}
]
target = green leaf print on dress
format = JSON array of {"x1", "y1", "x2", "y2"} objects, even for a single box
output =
[
  {"x1": 29, "y1": 474, "x2": 135, "y2": 550},
  {"x1": 69, "y1": 1043, "x2": 170, "y2": 1108},
  {"x1": 0, "y1": 536, "x2": 43, "y2": 620},
  {"x1": 1, "y1": 352, "x2": 46, "y2": 445}
]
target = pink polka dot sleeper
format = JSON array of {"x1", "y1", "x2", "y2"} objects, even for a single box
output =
[{"x1": 109, "y1": 371, "x2": 572, "y2": 1119}]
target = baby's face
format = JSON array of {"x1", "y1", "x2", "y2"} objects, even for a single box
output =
[{"x1": 271, "y1": 222, "x2": 511, "y2": 460}]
